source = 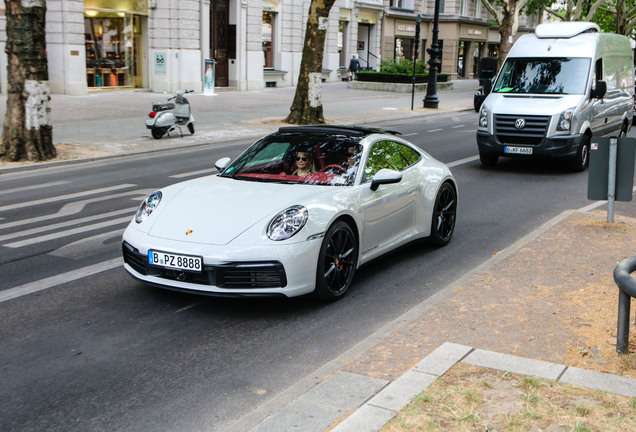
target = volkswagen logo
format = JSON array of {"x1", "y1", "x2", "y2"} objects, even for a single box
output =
[{"x1": 515, "y1": 119, "x2": 525, "y2": 129}]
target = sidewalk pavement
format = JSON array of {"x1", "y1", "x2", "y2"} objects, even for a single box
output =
[
  {"x1": 0, "y1": 79, "x2": 479, "y2": 172},
  {"x1": 239, "y1": 208, "x2": 636, "y2": 432},
  {"x1": 1, "y1": 81, "x2": 635, "y2": 430}
]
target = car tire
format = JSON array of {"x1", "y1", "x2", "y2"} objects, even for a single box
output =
[
  {"x1": 429, "y1": 182, "x2": 457, "y2": 247},
  {"x1": 188, "y1": 123, "x2": 195, "y2": 134},
  {"x1": 570, "y1": 134, "x2": 590, "y2": 172},
  {"x1": 619, "y1": 121, "x2": 628, "y2": 137},
  {"x1": 479, "y1": 152, "x2": 498, "y2": 167},
  {"x1": 151, "y1": 127, "x2": 167, "y2": 139},
  {"x1": 314, "y1": 221, "x2": 358, "y2": 301}
]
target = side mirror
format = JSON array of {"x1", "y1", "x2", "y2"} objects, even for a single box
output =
[
  {"x1": 215, "y1": 157, "x2": 231, "y2": 172},
  {"x1": 483, "y1": 78, "x2": 492, "y2": 96},
  {"x1": 370, "y1": 169, "x2": 402, "y2": 191},
  {"x1": 592, "y1": 80, "x2": 607, "y2": 99}
]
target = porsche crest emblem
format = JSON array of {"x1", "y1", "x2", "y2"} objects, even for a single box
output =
[{"x1": 185, "y1": 230, "x2": 193, "y2": 235}]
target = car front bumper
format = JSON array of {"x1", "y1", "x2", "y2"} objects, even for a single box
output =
[
  {"x1": 477, "y1": 130, "x2": 583, "y2": 159},
  {"x1": 122, "y1": 229, "x2": 322, "y2": 298}
]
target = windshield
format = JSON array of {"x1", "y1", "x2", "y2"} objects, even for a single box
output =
[
  {"x1": 493, "y1": 57, "x2": 591, "y2": 95},
  {"x1": 220, "y1": 133, "x2": 364, "y2": 186}
]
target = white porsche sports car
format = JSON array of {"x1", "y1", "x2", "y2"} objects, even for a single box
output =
[{"x1": 122, "y1": 125, "x2": 457, "y2": 300}]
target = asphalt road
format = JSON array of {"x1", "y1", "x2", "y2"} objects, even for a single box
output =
[{"x1": 1, "y1": 112, "x2": 631, "y2": 431}]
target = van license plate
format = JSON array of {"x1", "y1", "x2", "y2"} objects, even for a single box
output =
[
  {"x1": 149, "y1": 250, "x2": 202, "y2": 272},
  {"x1": 505, "y1": 146, "x2": 533, "y2": 155}
]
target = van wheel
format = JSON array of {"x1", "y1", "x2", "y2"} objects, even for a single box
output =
[
  {"x1": 619, "y1": 121, "x2": 628, "y2": 137},
  {"x1": 479, "y1": 152, "x2": 498, "y2": 167},
  {"x1": 570, "y1": 135, "x2": 590, "y2": 172}
]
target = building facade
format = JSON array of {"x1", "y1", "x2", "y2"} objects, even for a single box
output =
[{"x1": 0, "y1": 0, "x2": 536, "y2": 95}]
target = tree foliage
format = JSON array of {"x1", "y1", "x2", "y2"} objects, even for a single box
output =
[
  {"x1": 1, "y1": 0, "x2": 55, "y2": 162},
  {"x1": 479, "y1": 0, "x2": 535, "y2": 69},
  {"x1": 286, "y1": 0, "x2": 337, "y2": 125}
]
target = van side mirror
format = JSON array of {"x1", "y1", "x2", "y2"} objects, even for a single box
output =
[
  {"x1": 483, "y1": 78, "x2": 492, "y2": 96},
  {"x1": 592, "y1": 80, "x2": 607, "y2": 99},
  {"x1": 215, "y1": 157, "x2": 231, "y2": 172}
]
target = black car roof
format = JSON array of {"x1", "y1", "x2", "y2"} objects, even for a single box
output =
[{"x1": 277, "y1": 125, "x2": 401, "y2": 137}]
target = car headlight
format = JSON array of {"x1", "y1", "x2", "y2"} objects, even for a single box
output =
[
  {"x1": 479, "y1": 106, "x2": 489, "y2": 128},
  {"x1": 135, "y1": 191, "x2": 162, "y2": 223},
  {"x1": 266, "y1": 205, "x2": 308, "y2": 241},
  {"x1": 557, "y1": 108, "x2": 575, "y2": 132}
]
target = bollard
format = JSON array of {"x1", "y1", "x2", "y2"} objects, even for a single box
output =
[{"x1": 614, "y1": 255, "x2": 636, "y2": 353}]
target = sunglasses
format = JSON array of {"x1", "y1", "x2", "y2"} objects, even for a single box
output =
[{"x1": 295, "y1": 156, "x2": 308, "y2": 161}]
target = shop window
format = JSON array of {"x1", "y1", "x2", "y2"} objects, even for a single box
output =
[
  {"x1": 85, "y1": 12, "x2": 137, "y2": 88},
  {"x1": 460, "y1": 0, "x2": 467, "y2": 15},
  {"x1": 262, "y1": 11, "x2": 276, "y2": 69},
  {"x1": 395, "y1": 37, "x2": 415, "y2": 60},
  {"x1": 390, "y1": 0, "x2": 414, "y2": 11},
  {"x1": 473, "y1": 0, "x2": 481, "y2": 17}
]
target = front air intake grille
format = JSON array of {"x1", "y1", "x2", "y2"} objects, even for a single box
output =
[
  {"x1": 122, "y1": 242, "x2": 287, "y2": 289},
  {"x1": 217, "y1": 263, "x2": 287, "y2": 288},
  {"x1": 122, "y1": 242, "x2": 148, "y2": 275},
  {"x1": 494, "y1": 114, "x2": 550, "y2": 145}
]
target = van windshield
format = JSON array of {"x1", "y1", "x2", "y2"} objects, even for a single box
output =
[{"x1": 493, "y1": 57, "x2": 591, "y2": 95}]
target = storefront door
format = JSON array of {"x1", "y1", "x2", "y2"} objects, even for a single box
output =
[
  {"x1": 211, "y1": 0, "x2": 229, "y2": 87},
  {"x1": 85, "y1": 12, "x2": 143, "y2": 88}
]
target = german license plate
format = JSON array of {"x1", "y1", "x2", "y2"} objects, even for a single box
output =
[
  {"x1": 504, "y1": 146, "x2": 533, "y2": 155},
  {"x1": 148, "y1": 250, "x2": 202, "y2": 272}
]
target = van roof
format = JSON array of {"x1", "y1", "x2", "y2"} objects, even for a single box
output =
[{"x1": 535, "y1": 22, "x2": 600, "y2": 39}]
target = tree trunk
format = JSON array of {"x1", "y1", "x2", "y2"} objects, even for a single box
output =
[
  {"x1": 497, "y1": 14, "x2": 514, "y2": 71},
  {"x1": 1, "y1": 0, "x2": 55, "y2": 162},
  {"x1": 286, "y1": 0, "x2": 336, "y2": 125}
]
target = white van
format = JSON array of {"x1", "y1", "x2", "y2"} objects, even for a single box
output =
[{"x1": 476, "y1": 22, "x2": 634, "y2": 171}]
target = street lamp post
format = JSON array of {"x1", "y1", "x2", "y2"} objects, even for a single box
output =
[{"x1": 424, "y1": 0, "x2": 441, "y2": 108}]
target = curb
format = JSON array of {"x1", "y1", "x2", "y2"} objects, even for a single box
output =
[
  {"x1": 232, "y1": 208, "x2": 636, "y2": 432},
  {"x1": 330, "y1": 342, "x2": 636, "y2": 432}
]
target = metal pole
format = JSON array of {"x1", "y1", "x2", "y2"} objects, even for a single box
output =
[
  {"x1": 411, "y1": 15, "x2": 421, "y2": 110},
  {"x1": 423, "y1": 0, "x2": 441, "y2": 109},
  {"x1": 607, "y1": 136, "x2": 617, "y2": 223}
]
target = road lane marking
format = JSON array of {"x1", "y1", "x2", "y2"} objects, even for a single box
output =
[
  {"x1": 2, "y1": 181, "x2": 70, "y2": 195},
  {"x1": 452, "y1": 125, "x2": 465, "y2": 128},
  {"x1": 402, "y1": 133, "x2": 418, "y2": 137},
  {"x1": 428, "y1": 128, "x2": 443, "y2": 132},
  {"x1": 0, "y1": 258, "x2": 122, "y2": 303},
  {"x1": 0, "y1": 207, "x2": 135, "y2": 242},
  {"x1": 0, "y1": 190, "x2": 151, "y2": 230},
  {"x1": 50, "y1": 230, "x2": 123, "y2": 259},
  {"x1": 4, "y1": 216, "x2": 132, "y2": 248},
  {"x1": 0, "y1": 184, "x2": 136, "y2": 212},
  {"x1": 170, "y1": 168, "x2": 218, "y2": 179},
  {"x1": 447, "y1": 155, "x2": 480, "y2": 168}
]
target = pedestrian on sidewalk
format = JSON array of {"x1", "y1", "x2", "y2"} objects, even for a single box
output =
[{"x1": 348, "y1": 54, "x2": 360, "y2": 81}]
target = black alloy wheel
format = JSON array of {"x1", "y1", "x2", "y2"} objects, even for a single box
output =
[
  {"x1": 314, "y1": 221, "x2": 358, "y2": 301},
  {"x1": 429, "y1": 182, "x2": 457, "y2": 246}
]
